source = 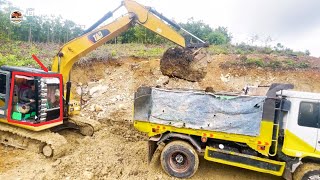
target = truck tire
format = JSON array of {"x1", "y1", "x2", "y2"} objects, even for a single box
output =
[
  {"x1": 160, "y1": 140, "x2": 199, "y2": 178},
  {"x1": 294, "y1": 163, "x2": 320, "y2": 180}
]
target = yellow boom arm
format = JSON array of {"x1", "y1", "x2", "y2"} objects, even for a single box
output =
[
  {"x1": 51, "y1": 14, "x2": 133, "y2": 83},
  {"x1": 123, "y1": 0, "x2": 186, "y2": 47},
  {"x1": 52, "y1": 0, "x2": 200, "y2": 84}
]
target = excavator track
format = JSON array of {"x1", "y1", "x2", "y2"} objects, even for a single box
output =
[
  {"x1": 0, "y1": 123, "x2": 67, "y2": 158},
  {"x1": 69, "y1": 116, "x2": 102, "y2": 136}
]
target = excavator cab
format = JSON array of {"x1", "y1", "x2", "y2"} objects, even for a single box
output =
[{"x1": 0, "y1": 66, "x2": 64, "y2": 131}]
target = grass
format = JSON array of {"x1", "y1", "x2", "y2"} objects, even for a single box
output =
[
  {"x1": 207, "y1": 43, "x2": 308, "y2": 57},
  {"x1": 0, "y1": 42, "x2": 170, "y2": 68},
  {"x1": 245, "y1": 58, "x2": 264, "y2": 67},
  {"x1": 0, "y1": 41, "x2": 313, "y2": 70},
  {"x1": 207, "y1": 45, "x2": 230, "y2": 55},
  {"x1": 0, "y1": 40, "x2": 59, "y2": 67},
  {"x1": 79, "y1": 43, "x2": 169, "y2": 64},
  {"x1": 222, "y1": 55, "x2": 310, "y2": 70}
]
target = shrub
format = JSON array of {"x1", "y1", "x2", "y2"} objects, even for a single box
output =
[
  {"x1": 207, "y1": 45, "x2": 230, "y2": 55},
  {"x1": 267, "y1": 60, "x2": 281, "y2": 69},
  {"x1": 296, "y1": 62, "x2": 309, "y2": 68},
  {"x1": 246, "y1": 58, "x2": 264, "y2": 67},
  {"x1": 285, "y1": 60, "x2": 295, "y2": 68}
]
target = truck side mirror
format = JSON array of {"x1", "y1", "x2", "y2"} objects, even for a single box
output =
[{"x1": 281, "y1": 99, "x2": 291, "y2": 112}]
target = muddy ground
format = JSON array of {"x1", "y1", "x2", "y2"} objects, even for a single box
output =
[{"x1": 1, "y1": 54, "x2": 320, "y2": 180}]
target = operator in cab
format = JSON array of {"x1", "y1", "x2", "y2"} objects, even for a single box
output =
[{"x1": 19, "y1": 80, "x2": 36, "y2": 110}]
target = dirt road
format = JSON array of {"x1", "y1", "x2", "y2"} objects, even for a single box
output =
[{"x1": 1, "y1": 55, "x2": 320, "y2": 179}]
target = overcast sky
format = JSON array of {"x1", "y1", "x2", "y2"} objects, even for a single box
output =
[{"x1": 11, "y1": 0, "x2": 320, "y2": 57}]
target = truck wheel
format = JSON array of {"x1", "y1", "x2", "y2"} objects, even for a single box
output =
[
  {"x1": 160, "y1": 140, "x2": 199, "y2": 178},
  {"x1": 294, "y1": 163, "x2": 320, "y2": 180}
]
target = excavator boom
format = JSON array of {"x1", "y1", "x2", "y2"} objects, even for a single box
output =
[
  {"x1": 123, "y1": 0, "x2": 186, "y2": 47},
  {"x1": 51, "y1": 14, "x2": 133, "y2": 83},
  {"x1": 52, "y1": 0, "x2": 207, "y2": 85}
]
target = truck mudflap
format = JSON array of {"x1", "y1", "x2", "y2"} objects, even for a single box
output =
[
  {"x1": 148, "y1": 135, "x2": 163, "y2": 163},
  {"x1": 204, "y1": 146, "x2": 286, "y2": 176}
]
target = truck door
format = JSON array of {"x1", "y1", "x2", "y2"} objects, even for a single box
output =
[
  {"x1": 0, "y1": 70, "x2": 10, "y2": 118},
  {"x1": 283, "y1": 100, "x2": 319, "y2": 155},
  {"x1": 296, "y1": 101, "x2": 319, "y2": 152}
]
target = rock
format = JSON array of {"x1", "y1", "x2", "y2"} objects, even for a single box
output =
[
  {"x1": 118, "y1": 104, "x2": 126, "y2": 110},
  {"x1": 156, "y1": 76, "x2": 169, "y2": 86},
  {"x1": 88, "y1": 81, "x2": 98, "y2": 85},
  {"x1": 52, "y1": 159, "x2": 61, "y2": 167},
  {"x1": 76, "y1": 86, "x2": 82, "y2": 95},
  {"x1": 98, "y1": 79, "x2": 104, "y2": 83},
  {"x1": 115, "y1": 95, "x2": 122, "y2": 101},
  {"x1": 220, "y1": 73, "x2": 231, "y2": 82},
  {"x1": 131, "y1": 63, "x2": 140, "y2": 70},
  {"x1": 89, "y1": 85, "x2": 101, "y2": 96},
  {"x1": 156, "y1": 175, "x2": 163, "y2": 180},
  {"x1": 110, "y1": 98, "x2": 117, "y2": 103},
  {"x1": 89, "y1": 85, "x2": 108, "y2": 96},
  {"x1": 83, "y1": 171, "x2": 94, "y2": 179},
  {"x1": 160, "y1": 47, "x2": 207, "y2": 82},
  {"x1": 94, "y1": 105, "x2": 103, "y2": 112},
  {"x1": 82, "y1": 86, "x2": 89, "y2": 94},
  {"x1": 89, "y1": 105, "x2": 95, "y2": 112},
  {"x1": 205, "y1": 87, "x2": 215, "y2": 93}
]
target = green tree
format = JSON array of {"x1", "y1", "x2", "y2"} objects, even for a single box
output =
[
  {"x1": 179, "y1": 18, "x2": 232, "y2": 45},
  {"x1": 207, "y1": 31, "x2": 227, "y2": 45},
  {"x1": 0, "y1": 0, "x2": 83, "y2": 44},
  {"x1": 305, "y1": 50, "x2": 310, "y2": 56}
]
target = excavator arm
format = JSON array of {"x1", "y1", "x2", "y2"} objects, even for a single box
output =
[
  {"x1": 51, "y1": 13, "x2": 133, "y2": 83},
  {"x1": 51, "y1": 0, "x2": 207, "y2": 109},
  {"x1": 52, "y1": 0, "x2": 207, "y2": 83},
  {"x1": 123, "y1": 0, "x2": 186, "y2": 47}
]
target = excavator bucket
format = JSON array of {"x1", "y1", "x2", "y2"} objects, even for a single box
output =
[{"x1": 160, "y1": 47, "x2": 208, "y2": 82}]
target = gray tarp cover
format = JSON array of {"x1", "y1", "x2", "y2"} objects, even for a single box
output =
[{"x1": 148, "y1": 88, "x2": 266, "y2": 136}]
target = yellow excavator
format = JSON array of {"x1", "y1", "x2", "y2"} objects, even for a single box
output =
[{"x1": 0, "y1": 0, "x2": 208, "y2": 157}]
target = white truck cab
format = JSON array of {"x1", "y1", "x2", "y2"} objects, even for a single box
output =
[{"x1": 280, "y1": 90, "x2": 320, "y2": 159}]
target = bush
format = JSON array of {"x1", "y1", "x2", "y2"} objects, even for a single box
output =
[
  {"x1": 246, "y1": 58, "x2": 264, "y2": 67},
  {"x1": 285, "y1": 60, "x2": 295, "y2": 68},
  {"x1": 296, "y1": 62, "x2": 309, "y2": 68},
  {"x1": 267, "y1": 60, "x2": 281, "y2": 69},
  {"x1": 305, "y1": 50, "x2": 311, "y2": 56},
  {"x1": 234, "y1": 43, "x2": 255, "y2": 54},
  {"x1": 207, "y1": 45, "x2": 230, "y2": 55}
]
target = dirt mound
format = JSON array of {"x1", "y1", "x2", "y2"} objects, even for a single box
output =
[
  {"x1": 160, "y1": 47, "x2": 207, "y2": 82},
  {"x1": 3, "y1": 54, "x2": 320, "y2": 180}
]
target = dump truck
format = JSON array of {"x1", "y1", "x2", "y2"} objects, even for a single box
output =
[{"x1": 133, "y1": 84, "x2": 320, "y2": 180}]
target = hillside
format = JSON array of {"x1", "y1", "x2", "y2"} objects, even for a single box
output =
[{"x1": 1, "y1": 43, "x2": 320, "y2": 179}]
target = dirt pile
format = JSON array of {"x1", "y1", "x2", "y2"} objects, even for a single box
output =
[
  {"x1": 2, "y1": 54, "x2": 320, "y2": 179},
  {"x1": 160, "y1": 47, "x2": 208, "y2": 82}
]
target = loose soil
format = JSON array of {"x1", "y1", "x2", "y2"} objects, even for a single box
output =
[{"x1": 1, "y1": 54, "x2": 320, "y2": 180}]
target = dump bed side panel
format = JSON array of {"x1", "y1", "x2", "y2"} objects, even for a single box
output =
[{"x1": 134, "y1": 87, "x2": 265, "y2": 137}]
